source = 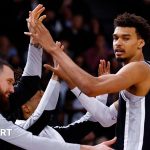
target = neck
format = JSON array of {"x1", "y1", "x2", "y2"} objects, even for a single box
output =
[{"x1": 123, "y1": 51, "x2": 144, "y2": 65}]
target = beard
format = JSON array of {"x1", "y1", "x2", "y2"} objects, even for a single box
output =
[
  {"x1": 116, "y1": 57, "x2": 127, "y2": 63},
  {"x1": 0, "y1": 90, "x2": 10, "y2": 113}
]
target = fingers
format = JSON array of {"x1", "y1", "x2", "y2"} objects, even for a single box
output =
[
  {"x1": 98, "y1": 59, "x2": 111, "y2": 76},
  {"x1": 39, "y1": 15, "x2": 46, "y2": 22},
  {"x1": 24, "y1": 32, "x2": 38, "y2": 40},
  {"x1": 53, "y1": 59, "x2": 58, "y2": 68},
  {"x1": 43, "y1": 64, "x2": 55, "y2": 72},
  {"x1": 56, "y1": 41, "x2": 61, "y2": 47},
  {"x1": 61, "y1": 45, "x2": 64, "y2": 50},
  {"x1": 102, "y1": 59, "x2": 107, "y2": 73},
  {"x1": 30, "y1": 4, "x2": 43, "y2": 22},
  {"x1": 28, "y1": 5, "x2": 45, "y2": 28},
  {"x1": 107, "y1": 61, "x2": 110, "y2": 74},
  {"x1": 32, "y1": 4, "x2": 43, "y2": 15},
  {"x1": 35, "y1": 7, "x2": 45, "y2": 20},
  {"x1": 56, "y1": 41, "x2": 64, "y2": 51},
  {"x1": 102, "y1": 137, "x2": 117, "y2": 146},
  {"x1": 99, "y1": 59, "x2": 105, "y2": 76},
  {"x1": 98, "y1": 61, "x2": 102, "y2": 76},
  {"x1": 26, "y1": 18, "x2": 29, "y2": 22},
  {"x1": 24, "y1": 32, "x2": 33, "y2": 36},
  {"x1": 29, "y1": 11, "x2": 32, "y2": 16}
]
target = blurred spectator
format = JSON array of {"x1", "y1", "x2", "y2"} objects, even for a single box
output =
[
  {"x1": 60, "y1": 14, "x2": 92, "y2": 57},
  {"x1": 8, "y1": 47, "x2": 21, "y2": 69},
  {"x1": 84, "y1": 34, "x2": 113, "y2": 75},
  {"x1": 44, "y1": 9, "x2": 63, "y2": 40},
  {"x1": 60, "y1": 6, "x2": 73, "y2": 29},
  {"x1": 0, "y1": 35, "x2": 11, "y2": 60}
]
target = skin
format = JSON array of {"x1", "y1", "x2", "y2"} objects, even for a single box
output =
[
  {"x1": 0, "y1": 66, "x2": 115, "y2": 150},
  {"x1": 80, "y1": 137, "x2": 116, "y2": 150},
  {"x1": 21, "y1": 53, "x2": 116, "y2": 150},
  {"x1": 0, "y1": 65, "x2": 15, "y2": 111},
  {"x1": 113, "y1": 27, "x2": 145, "y2": 64},
  {"x1": 23, "y1": 5, "x2": 150, "y2": 150},
  {"x1": 0, "y1": 65, "x2": 15, "y2": 99},
  {"x1": 21, "y1": 90, "x2": 43, "y2": 119},
  {"x1": 24, "y1": 5, "x2": 149, "y2": 149},
  {"x1": 26, "y1": 6, "x2": 150, "y2": 98},
  {"x1": 22, "y1": 58, "x2": 111, "y2": 119},
  {"x1": 26, "y1": 4, "x2": 150, "y2": 113},
  {"x1": 2, "y1": 6, "x2": 117, "y2": 150}
]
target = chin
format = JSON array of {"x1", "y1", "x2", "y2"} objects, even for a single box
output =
[
  {"x1": 5, "y1": 95, "x2": 10, "y2": 99},
  {"x1": 116, "y1": 57, "x2": 126, "y2": 63},
  {"x1": 0, "y1": 97, "x2": 10, "y2": 112}
]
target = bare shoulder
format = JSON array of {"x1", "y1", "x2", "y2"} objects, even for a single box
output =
[
  {"x1": 125, "y1": 61, "x2": 149, "y2": 69},
  {"x1": 118, "y1": 61, "x2": 150, "y2": 75},
  {"x1": 115, "y1": 61, "x2": 150, "y2": 89}
]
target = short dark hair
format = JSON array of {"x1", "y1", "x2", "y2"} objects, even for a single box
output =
[
  {"x1": 0, "y1": 59, "x2": 13, "y2": 73},
  {"x1": 114, "y1": 12, "x2": 150, "y2": 44}
]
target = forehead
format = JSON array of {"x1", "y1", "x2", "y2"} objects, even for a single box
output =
[
  {"x1": 113, "y1": 27, "x2": 137, "y2": 36},
  {"x1": 0, "y1": 65, "x2": 14, "y2": 79}
]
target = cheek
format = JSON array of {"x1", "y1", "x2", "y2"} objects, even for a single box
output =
[
  {"x1": 125, "y1": 43, "x2": 136, "y2": 52},
  {"x1": 0, "y1": 82, "x2": 6, "y2": 93},
  {"x1": 128, "y1": 41, "x2": 138, "y2": 49}
]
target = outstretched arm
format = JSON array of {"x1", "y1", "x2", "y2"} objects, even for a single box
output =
[
  {"x1": 71, "y1": 60, "x2": 117, "y2": 127},
  {"x1": 81, "y1": 137, "x2": 116, "y2": 150},
  {"x1": 23, "y1": 5, "x2": 45, "y2": 77},
  {"x1": 15, "y1": 75, "x2": 60, "y2": 130},
  {"x1": 0, "y1": 112, "x2": 115, "y2": 150},
  {"x1": 16, "y1": 55, "x2": 61, "y2": 130},
  {"x1": 0, "y1": 114, "x2": 80, "y2": 150},
  {"x1": 9, "y1": 5, "x2": 46, "y2": 110},
  {"x1": 26, "y1": 5, "x2": 148, "y2": 97},
  {"x1": 72, "y1": 87, "x2": 118, "y2": 127},
  {"x1": 45, "y1": 57, "x2": 117, "y2": 127}
]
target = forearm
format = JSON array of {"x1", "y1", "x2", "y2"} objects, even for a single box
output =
[
  {"x1": 26, "y1": 110, "x2": 52, "y2": 135},
  {"x1": 72, "y1": 87, "x2": 117, "y2": 127},
  {"x1": 22, "y1": 44, "x2": 43, "y2": 77},
  {"x1": 51, "y1": 50, "x2": 98, "y2": 95},
  {"x1": 0, "y1": 114, "x2": 80, "y2": 150},
  {"x1": 15, "y1": 111, "x2": 52, "y2": 136},
  {"x1": 80, "y1": 145, "x2": 93, "y2": 150},
  {"x1": 51, "y1": 73, "x2": 59, "y2": 81},
  {"x1": 11, "y1": 44, "x2": 43, "y2": 107}
]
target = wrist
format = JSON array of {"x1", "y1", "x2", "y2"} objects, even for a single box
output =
[
  {"x1": 80, "y1": 145, "x2": 93, "y2": 150},
  {"x1": 52, "y1": 73, "x2": 60, "y2": 81},
  {"x1": 47, "y1": 44, "x2": 62, "y2": 56},
  {"x1": 30, "y1": 42, "x2": 42, "y2": 49}
]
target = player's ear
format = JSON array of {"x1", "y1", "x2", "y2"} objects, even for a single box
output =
[{"x1": 138, "y1": 39, "x2": 145, "y2": 49}]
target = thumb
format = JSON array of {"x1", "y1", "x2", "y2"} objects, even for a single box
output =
[
  {"x1": 43, "y1": 64, "x2": 55, "y2": 72},
  {"x1": 24, "y1": 32, "x2": 32, "y2": 36},
  {"x1": 102, "y1": 137, "x2": 117, "y2": 146}
]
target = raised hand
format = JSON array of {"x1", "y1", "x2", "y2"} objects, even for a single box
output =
[
  {"x1": 24, "y1": 4, "x2": 56, "y2": 53},
  {"x1": 44, "y1": 42, "x2": 75, "y2": 88},
  {"x1": 43, "y1": 42, "x2": 65, "y2": 78},
  {"x1": 98, "y1": 59, "x2": 110, "y2": 76},
  {"x1": 25, "y1": 4, "x2": 46, "y2": 45},
  {"x1": 27, "y1": 4, "x2": 45, "y2": 31}
]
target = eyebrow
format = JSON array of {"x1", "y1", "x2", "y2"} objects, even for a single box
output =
[{"x1": 113, "y1": 33, "x2": 131, "y2": 37}]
